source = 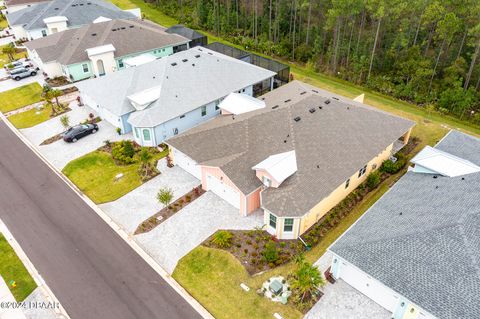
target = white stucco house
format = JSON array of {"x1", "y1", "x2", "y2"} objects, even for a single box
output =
[
  {"x1": 6, "y1": 0, "x2": 139, "y2": 40},
  {"x1": 76, "y1": 47, "x2": 276, "y2": 146},
  {"x1": 328, "y1": 130, "x2": 480, "y2": 319}
]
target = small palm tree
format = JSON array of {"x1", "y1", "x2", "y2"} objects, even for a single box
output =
[
  {"x1": 42, "y1": 90, "x2": 55, "y2": 116},
  {"x1": 50, "y1": 89, "x2": 63, "y2": 111},
  {"x1": 156, "y1": 187, "x2": 173, "y2": 209},
  {"x1": 60, "y1": 114, "x2": 70, "y2": 130},
  {"x1": 138, "y1": 148, "x2": 153, "y2": 179},
  {"x1": 290, "y1": 259, "x2": 325, "y2": 306},
  {"x1": 2, "y1": 45, "x2": 16, "y2": 62}
]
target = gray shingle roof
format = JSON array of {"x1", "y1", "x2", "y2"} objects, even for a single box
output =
[
  {"x1": 76, "y1": 46, "x2": 276, "y2": 121},
  {"x1": 167, "y1": 81, "x2": 414, "y2": 217},
  {"x1": 330, "y1": 130, "x2": 480, "y2": 319},
  {"x1": 24, "y1": 19, "x2": 188, "y2": 65},
  {"x1": 7, "y1": 0, "x2": 136, "y2": 31},
  {"x1": 5, "y1": 0, "x2": 47, "y2": 7}
]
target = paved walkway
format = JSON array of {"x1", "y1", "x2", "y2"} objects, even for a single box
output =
[
  {"x1": 20, "y1": 103, "x2": 131, "y2": 169},
  {"x1": 5, "y1": 91, "x2": 78, "y2": 117},
  {"x1": 135, "y1": 191, "x2": 264, "y2": 274},
  {"x1": 0, "y1": 275, "x2": 27, "y2": 319},
  {"x1": 100, "y1": 160, "x2": 201, "y2": 233},
  {"x1": 23, "y1": 288, "x2": 62, "y2": 319}
]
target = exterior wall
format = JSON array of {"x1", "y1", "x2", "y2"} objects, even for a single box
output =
[
  {"x1": 82, "y1": 93, "x2": 123, "y2": 131},
  {"x1": 66, "y1": 61, "x2": 93, "y2": 81},
  {"x1": 116, "y1": 46, "x2": 176, "y2": 70},
  {"x1": 246, "y1": 188, "x2": 261, "y2": 214},
  {"x1": 46, "y1": 21, "x2": 67, "y2": 34},
  {"x1": 255, "y1": 170, "x2": 281, "y2": 188},
  {"x1": 27, "y1": 28, "x2": 47, "y2": 40},
  {"x1": 89, "y1": 51, "x2": 116, "y2": 76},
  {"x1": 121, "y1": 112, "x2": 133, "y2": 133},
  {"x1": 9, "y1": 24, "x2": 28, "y2": 40},
  {"x1": 264, "y1": 210, "x2": 301, "y2": 240},
  {"x1": 132, "y1": 126, "x2": 156, "y2": 146},
  {"x1": 151, "y1": 100, "x2": 221, "y2": 144},
  {"x1": 28, "y1": 48, "x2": 63, "y2": 77},
  {"x1": 298, "y1": 143, "x2": 394, "y2": 236},
  {"x1": 331, "y1": 254, "x2": 437, "y2": 319}
]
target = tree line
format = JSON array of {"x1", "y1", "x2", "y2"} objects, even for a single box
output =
[{"x1": 153, "y1": 0, "x2": 480, "y2": 123}]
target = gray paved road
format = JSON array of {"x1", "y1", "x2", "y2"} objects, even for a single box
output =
[{"x1": 0, "y1": 120, "x2": 202, "y2": 319}]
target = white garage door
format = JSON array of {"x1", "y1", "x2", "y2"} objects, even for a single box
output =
[
  {"x1": 173, "y1": 149, "x2": 201, "y2": 180},
  {"x1": 206, "y1": 174, "x2": 240, "y2": 209},
  {"x1": 339, "y1": 262, "x2": 398, "y2": 312}
]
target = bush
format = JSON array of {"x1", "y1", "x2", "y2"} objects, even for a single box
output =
[
  {"x1": 380, "y1": 153, "x2": 406, "y2": 174},
  {"x1": 366, "y1": 171, "x2": 381, "y2": 189},
  {"x1": 211, "y1": 230, "x2": 233, "y2": 248},
  {"x1": 111, "y1": 141, "x2": 136, "y2": 164},
  {"x1": 262, "y1": 241, "x2": 279, "y2": 263}
]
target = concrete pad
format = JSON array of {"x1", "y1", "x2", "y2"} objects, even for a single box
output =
[
  {"x1": 0, "y1": 276, "x2": 27, "y2": 319},
  {"x1": 23, "y1": 288, "x2": 62, "y2": 319},
  {"x1": 135, "y1": 191, "x2": 264, "y2": 274},
  {"x1": 304, "y1": 279, "x2": 391, "y2": 319},
  {"x1": 0, "y1": 73, "x2": 44, "y2": 93},
  {"x1": 99, "y1": 161, "x2": 201, "y2": 233}
]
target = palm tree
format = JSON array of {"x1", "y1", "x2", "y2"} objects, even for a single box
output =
[
  {"x1": 290, "y1": 258, "x2": 325, "y2": 306},
  {"x1": 2, "y1": 45, "x2": 16, "y2": 62},
  {"x1": 50, "y1": 89, "x2": 64, "y2": 112},
  {"x1": 138, "y1": 148, "x2": 153, "y2": 179},
  {"x1": 42, "y1": 90, "x2": 55, "y2": 116}
]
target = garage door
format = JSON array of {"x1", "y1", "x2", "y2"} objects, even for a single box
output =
[
  {"x1": 206, "y1": 174, "x2": 240, "y2": 209},
  {"x1": 339, "y1": 261, "x2": 398, "y2": 312},
  {"x1": 173, "y1": 149, "x2": 201, "y2": 179}
]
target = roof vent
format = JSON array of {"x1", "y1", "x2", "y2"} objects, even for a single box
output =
[
  {"x1": 294, "y1": 116, "x2": 301, "y2": 122},
  {"x1": 309, "y1": 108, "x2": 316, "y2": 113},
  {"x1": 318, "y1": 106, "x2": 323, "y2": 110},
  {"x1": 312, "y1": 89, "x2": 319, "y2": 93},
  {"x1": 284, "y1": 99, "x2": 291, "y2": 103},
  {"x1": 129, "y1": 25, "x2": 134, "y2": 28},
  {"x1": 433, "y1": 175, "x2": 438, "y2": 179},
  {"x1": 208, "y1": 52, "x2": 213, "y2": 55},
  {"x1": 300, "y1": 91, "x2": 307, "y2": 95},
  {"x1": 171, "y1": 62, "x2": 177, "y2": 66},
  {"x1": 347, "y1": 106, "x2": 350, "y2": 110},
  {"x1": 284, "y1": 140, "x2": 287, "y2": 143},
  {"x1": 112, "y1": 29, "x2": 117, "y2": 31},
  {"x1": 332, "y1": 97, "x2": 339, "y2": 100},
  {"x1": 121, "y1": 27, "x2": 126, "y2": 30},
  {"x1": 182, "y1": 59, "x2": 188, "y2": 62},
  {"x1": 194, "y1": 54, "x2": 200, "y2": 58},
  {"x1": 192, "y1": 63, "x2": 195, "y2": 66},
  {"x1": 54, "y1": 7, "x2": 59, "y2": 9},
  {"x1": 91, "y1": 33, "x2": 97, "y2": 36},
  {"x1": 325, "y1": 99, "x2": 331, "y2": 104},
  {"x1": 272, "y1": 105, "x2": 279, "y2": 109},
  {"x1": 87, "y1": 2, "x2": 92, "y2": 4},
  {"x1": 79, "y1": 3, "x2": 83, "y2": 5}
]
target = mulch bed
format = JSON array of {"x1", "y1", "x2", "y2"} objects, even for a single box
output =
[
  {"x1": 134, "y1": 186, "x2": 205, "y2": 235},
  {"x1": 204, "y1": 229, "x2": 304, "y2": 275},
  {"x1": 46, "y1": 76, "x2": 70, "y2": 87}
]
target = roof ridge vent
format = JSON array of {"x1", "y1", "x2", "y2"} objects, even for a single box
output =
[
  {"x1": 272, "y1": 105, "x2": 279, "y2": 109},
  {"x1": 171, "y1": 62, "x2": 177, "y2": 66},
  {"x1": 294, "y1": 116, "x2": 301, "y2": 122},
  {"x1": 284, "y1": 99, "x2": 291, "y2": 103},
  {"x1": 324, "y1": 99, "x2": 331, "y2": 104},
  {"x1": 182, "y1": 59, "x2": 188, "y2": 62},
  {"x1": 309, "y1": 108, "x2": 316, "y2": 113}
]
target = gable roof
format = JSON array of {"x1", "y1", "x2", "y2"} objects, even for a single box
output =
[
  {"x1": 24, "y1": 19, "x2": 188, "y2": 65},
  {"x1": 219, "y1": 93, "x2": 266, "y2": 115},
  {"x1": 167, "y1": 81, "x2": 414, "y2": 217},
  {"x1": 76, "y1": 47, "x2": 276, "y2": 123},
  {"x1": 252, "y1": 151, "x2": 297, "y2": 185},
  {"x1": 329, "y1": 130, "x2": 480, "y2": 319},
  {"x1": 7, "y1": 0, "x2": 136, "y2": 31}
]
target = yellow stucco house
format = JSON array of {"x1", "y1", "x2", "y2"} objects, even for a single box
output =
[{"x1": 167, "y1": 80, "x2": 414, "y2": 239}]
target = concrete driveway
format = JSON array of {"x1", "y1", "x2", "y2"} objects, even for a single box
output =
[
  {"x1": 20, "y1": 103, "x2": 131, "y2": 169},
  {"x1": 304, "y1": 279, "x2": 390, "y2": 319},
  {"x1": 0, "y1": 68, "x2": 45, "y2": 93},
  {"x1": 99, "y1": 160, "x2": 201, "y2": 233},
  {"x1": 135, "y1": 191, "x2": 264, "y2": 274}
]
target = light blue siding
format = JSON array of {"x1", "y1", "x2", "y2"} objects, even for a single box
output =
[{"x1": 121, "y1": 112, "x2": 133, "y2": 133}]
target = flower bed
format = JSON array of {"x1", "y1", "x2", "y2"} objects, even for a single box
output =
[{"x1": 135, "y1": 186, "x2": 205, "y2": 234}]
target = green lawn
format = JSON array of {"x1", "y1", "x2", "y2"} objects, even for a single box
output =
[
  {"x1": 0, "y1": 45, "x2": 26, "y2": 68},
  {"x1": 0, "y1": 83, "x2": 43, "y2": 113},
  {"x1": 173, "y1": 246, "x2": 303, "y2": 319},
  {"x1": 63, "y1": 149, "x2": 167, "y2": 204},
  {"x1": 109, "y1": 0, "x2": 178, "y2": 26},
  {"x1": 8, "y1": 105, "x2": 55, "y2": 129},
  {"x1": 0, "y1": 18, "x2": 7, "y2": 30},
  {"x1": 0, "y1": 234, "x2": 37, "y2": 302}
]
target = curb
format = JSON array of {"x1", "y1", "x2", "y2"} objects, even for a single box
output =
[{"x1": 0, "y1": 114, "x2": 214, "y2": 319}]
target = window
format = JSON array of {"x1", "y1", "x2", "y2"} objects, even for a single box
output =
[
  {"x1": 41, "y1": 30, "x2": 47, "y2": 37},
  {"x1": 201, "y1": 105, "x2": 207, "y2": 116},
  {"x1": 269, "y1": 214, "x2": 277, "y2": 228},
  {"x1": 215, "y1": 101, "x2": 220, "y2": 110},
  {"x1": 284, "y1": 219, "x2": 293, "y2": 232},
  {"x1": 180, "y1": 114, "x2": 185, "y2": 119},
  {"x1": 262, "y1": 176, "x2": 271, "y2": 187},
  {"x1": 142, "y1": 129, "x2": 151, "y2": 141},
  {"x1": 134, "y1": 128, "x2": 140, "y2": 138},
  {"x1": 345, "y1": 178, "x2": 350, "y2": 189},
  {"x1": 118, "y1": 59, "x2": 124, "y2": 68},
  {"x1": 358, "y1": 165, "x2": 367, "y2": 178},
  {"x1": 82, "y1": 63, "x2": 89, "y2": 73}
]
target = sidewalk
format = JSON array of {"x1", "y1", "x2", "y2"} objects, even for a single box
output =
[{"x1": 0, "y1": 275, "x2": 27, "y2": 319}]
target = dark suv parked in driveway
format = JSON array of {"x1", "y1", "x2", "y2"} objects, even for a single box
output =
[
  {"x1": 9, "y1": 67, "x2": 37, "y2": 81},
  {"x1": 63, "y1": 124, "x2": 99, "y2": 143}
]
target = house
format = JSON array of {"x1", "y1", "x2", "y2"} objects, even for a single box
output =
[
  {"x1": 166, "y1": 80, "x2": 414, "y2": 239},
  {"x1": 76, "y1": 46, "x2": 276, "y2": 144},
  {"x1": 165, "y1": 25, "x2": 208, "y2": 48},
  {"x1": 6, "y1": 0, "x2": 139, "y2": 41},
  {"x1": 24, "y1": 19, "x2": 189, "y2": 81},
  {"x1": 328, "y1": 130, "x2": 480, "y2": 319},
  {"x1": 4, "y1": 0, "x2": 49, "y2": 13}
]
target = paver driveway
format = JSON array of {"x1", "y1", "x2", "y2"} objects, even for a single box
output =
[
  {"x1": 99, "y1": 160, "x2": 201, "y2": 233},
  {"x1": 135, "y1": 191, "x2": 264, "y2": 274},
  {"x1": 304, "y1": 279, "x2": 390, "y2": 319},
  {"x1": 20, "y1": 103, "x2": 131, "y2": 169}
]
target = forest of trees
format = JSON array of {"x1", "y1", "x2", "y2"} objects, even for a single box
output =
[{"x1": 152, "y1": 0, "x2": 480, "y2": 123}]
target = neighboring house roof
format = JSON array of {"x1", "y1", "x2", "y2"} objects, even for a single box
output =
[
  {"x1": 7, "y1": 0, "x2": 136, "y2": 31},
  {"x1": 24, "y1": 19, "x2": 188, "y2": 65},
  {"x1": 329, "y1": 130, "x2": 480, "y2": 319},
  {"x1": 219, "y1": 93, "x2": 266, "y2": 115},
  {"x1": 76, "y1": 47, "x2": 276, "y2": 124},
  {"x1": 5, "y1": 0, "x2": 48, "y2": 7},
  {"x1": 167, "y1": 80, "x2": 414, "y2": 217},
  {"x1": 165, "y1": 25, "x2": 205, "y2": 40}
]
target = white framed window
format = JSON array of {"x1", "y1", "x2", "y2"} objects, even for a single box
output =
[
  {"x1": 118, "y1": 59, "x2": 124, "y2": 68},
  {"x1": 358, "y1": 165, "x2": 367, "y2": 178},
  {"x1": 345, "y1": 178, "x2": 350, "y2": 189},
  {"x1": 41, "y1": 30, "x2": 47, "y2": 37},
  {"x1": 142, "y1": 129, "x2": 151, "y2": 141},
  {"x1": 82, "y1": 63, "x2": 89, "y2": 73},
  {"x1": 284, "y1": 218, "x2": 293, "y2": 232},
  {"x1": 269, "y1": 214, "x2": 276, "y2": 228},
  {"x1": 262, "y1": 176, "x2": 271, "y2": 187},
  {"x1": 201, "y1": 105, "x2": 207, "y2": 116}
]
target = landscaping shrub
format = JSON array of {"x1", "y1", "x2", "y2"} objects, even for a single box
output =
[
  {"x1": 111, "y1": 141, "x2": 136, "y2": 164},
  {"x1": 366, "y1": 171, "x2": 381, "y2": 189},
  {"x1": 211, "y1": 230, "x2": 233, "y2": 248},
  {"x1": 380, "y1": 153, "x2": 406, "y2": 174},
  {"x1": 262, "y1": 241, "x2": 279, "y2": 263}
]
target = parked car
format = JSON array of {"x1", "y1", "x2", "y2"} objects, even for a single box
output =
[
  {"x1": 4, "y1": 60, "x2": 32, "y2": 70},
  {"x1": 8, "y1": 63, "x2": 33, "y2": 74},
  {"x1": 9, "y1": 68, "x2": 37, "y2": 81},
  {"x1": 63, "y1": 124, "x2": 99, "y2": 143}
]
